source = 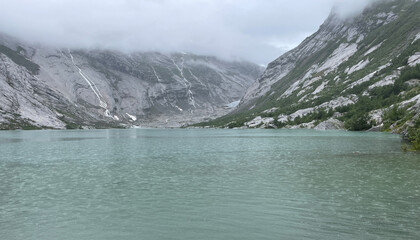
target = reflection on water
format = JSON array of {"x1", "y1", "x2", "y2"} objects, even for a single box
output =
[{"x1": 0, "y1": 129, "x2": 419, "y2": 240}]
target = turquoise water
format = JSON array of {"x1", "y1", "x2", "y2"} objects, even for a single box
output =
[{"x1": 0, "y1": 129, "x2": 419, "y2": 240}]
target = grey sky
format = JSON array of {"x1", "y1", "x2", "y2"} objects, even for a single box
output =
[{"x1": 0, "y1": 0, "x2": 373, "y2": 64}]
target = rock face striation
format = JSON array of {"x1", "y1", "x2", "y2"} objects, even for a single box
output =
[
  {"x1": 0, "y1": 34, "x2": 263, "y2": 129},
  {"x1": 203, "y1": 0, "x2": 420, "y2": 131}
]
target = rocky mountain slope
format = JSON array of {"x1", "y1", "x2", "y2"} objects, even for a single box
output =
[
  {"x1": 0, "y1": 34, "x2": 262, "y2": 129},
  {"x1": 200, "y1": 0, "x2": 420, "y2": 140}
]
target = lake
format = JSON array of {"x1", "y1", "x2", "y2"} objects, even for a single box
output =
[{"x1": 0, "y1": 129, "x2": 419, "y2": 239}]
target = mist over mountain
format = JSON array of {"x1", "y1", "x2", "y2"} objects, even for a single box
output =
[
  {"x1": 0, "y1": 0, "x2": 375, "y2": 65},
  {"x1": 2, "y1": 0, "x2": 415, "y2": 134}
]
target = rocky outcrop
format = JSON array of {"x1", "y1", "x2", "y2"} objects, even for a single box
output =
[
  {"x1": 205, "y1": 0, "x2": 420, "y2": 132},
  {"x1": 245, "y1": 116, "x2": 276, "y2": 128},
  {"x1": 314, "y1": 119, "x2": 345, "y2": 130}
]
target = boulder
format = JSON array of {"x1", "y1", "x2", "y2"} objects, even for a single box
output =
[{"x1": 314, "y1": 118, "x2": 345, "y2": 130}]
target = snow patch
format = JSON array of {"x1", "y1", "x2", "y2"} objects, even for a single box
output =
[
  {"x1": 225, "y1": 100, "x2": 240, "y2": 109},
  {"x1": 126, "y1": 113, "x2": 137, "y2": 121},
  {"x1": 175, "y1": 105, "x2": 183, "y2": 112}
]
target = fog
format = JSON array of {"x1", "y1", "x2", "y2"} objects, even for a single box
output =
[{"x1": 0, "y1": 0, "x2": 376, "y2": 64}]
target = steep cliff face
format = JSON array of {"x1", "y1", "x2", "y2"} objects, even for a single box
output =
[
  {"x1": 202, "y1": 0, "x2": 420, "y2": 132},
  {"x1": 0, "y1": 34, "x2": 262, "y2": 129}
]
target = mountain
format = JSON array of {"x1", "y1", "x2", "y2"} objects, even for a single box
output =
[
  {"x1": 199, "y1": 0, "x2": 420, "y2": 144},
  {"x1": 0, "y1": 34, "x2": 263, "y2": 129}
]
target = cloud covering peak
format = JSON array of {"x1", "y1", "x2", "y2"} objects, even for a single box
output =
[{"x1": 0, "y1": 0, "x2": 373, "y2": 64}]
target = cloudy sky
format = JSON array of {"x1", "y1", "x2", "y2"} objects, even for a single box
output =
[{"x1": 0, "y1": 0, "x2": 373, "y2": 64}]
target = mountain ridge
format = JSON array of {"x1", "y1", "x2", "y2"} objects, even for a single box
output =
[
  {"x1": 196, "y1": 0, "x2": 420, "y2": 149},
  {"x1": 0, "y1": 33, "x2": 263, "y2": 129}
]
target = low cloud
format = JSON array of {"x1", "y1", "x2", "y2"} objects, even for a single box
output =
[
  {"x1": 333, "y1": 0, "x2": 378, "y2": 18},
  {"x1": 0, "y1": 0, "x2": 373, "y2": 64}
]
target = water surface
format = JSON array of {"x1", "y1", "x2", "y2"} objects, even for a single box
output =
[{"x1": 0, "y1": 129, "x2": 419, "y2": 239}]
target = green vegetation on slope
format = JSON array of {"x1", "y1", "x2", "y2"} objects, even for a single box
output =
[
  {"x1": 406, "y1": 119, "x2": 420, "y2": 151},
  {"x1": 194, "y1": 0, "x2": 420, "y2": 150}
]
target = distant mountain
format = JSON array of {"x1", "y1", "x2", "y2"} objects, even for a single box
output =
[
  {"x1": 0, "y1": 34, "x2": 263, "y2": 129},
  {"x1": 199, "y1": 0, "x2": 420, "y2": 145}
]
